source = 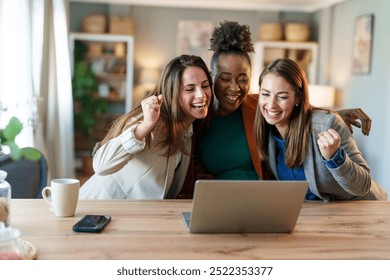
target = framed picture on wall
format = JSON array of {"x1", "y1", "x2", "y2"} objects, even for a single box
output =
[
  {"x1": 176, "y1": 20, "x2": 214, "y2": 68},
  {"x1": 352, "y1": 14, "x2": 374, "y2": 75}
]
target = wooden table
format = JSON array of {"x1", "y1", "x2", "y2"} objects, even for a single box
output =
[{"x1": 10, "y1": 199, "x2": 390, "y2": 260}]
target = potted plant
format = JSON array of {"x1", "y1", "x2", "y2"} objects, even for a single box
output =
[
  {"x1": 1, "y1": 117, "x2": 41, "y2": 227},
  {"x1": 72, "y1": 41, "x2": 108, "y2": 174},
  {"x1": 0, "y1": 117, "x2": 41, "y2": 160}
]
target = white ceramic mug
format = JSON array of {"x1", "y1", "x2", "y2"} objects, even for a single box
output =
[{"x1": 42, "y1": 178, "x2": 80, "y2": 217}]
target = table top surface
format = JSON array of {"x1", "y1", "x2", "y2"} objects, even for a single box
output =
[{"x1": 9, "y1": 199, "x2": 390, "y2": 260}]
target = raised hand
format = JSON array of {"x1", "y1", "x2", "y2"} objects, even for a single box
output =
[
  {"x1": 134, "y1": 94, "x2": 163, "y2": 140},
  {"x1": 141, "y1": 95, "x2": 163, "y2": 126},
  {"x1": 337, "y1": 108, "x2": 372, "y2": 136},
  {"x1": 316, "y1": 128, "x2": 341, "y2": 160}
]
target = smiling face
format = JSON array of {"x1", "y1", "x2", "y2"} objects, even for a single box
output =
[
  {"x1": 259, "y1": 73, "x2": 298, "y2": 138},
  {"x1": 212, "y1": 54, "x2": 251, "y2": 116},
  {"x1": 179, "y1": 66, "x2": 212, "y2": 127}
]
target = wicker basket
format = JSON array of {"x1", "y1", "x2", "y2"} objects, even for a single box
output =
[
  {"x1": 259, "y1": 22, "x2": 282, "y2": 41},
  {"x1": 82, "y1": 14, "x2": 106, "y2": 33},
  {"x1": 109, "y1": 16, "x2": 134, "y2": 35},
  {"x1": 285, "y1": 23, "x2": 309, "y2": 42}
]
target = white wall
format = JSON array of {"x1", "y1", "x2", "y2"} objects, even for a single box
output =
[
  {"x1": 70, "y1": 3, "x2": 281, "y2": 76},
  {"x1": 318, "y1": 0, "x2": 390, "y2": 197},
  {"x1": 70, "y1": 3, "x2": 287, "y2": 105}
]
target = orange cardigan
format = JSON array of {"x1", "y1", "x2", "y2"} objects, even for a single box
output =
[{"x1": 240, "y1": 93, "x2": 264, "y2": 179}]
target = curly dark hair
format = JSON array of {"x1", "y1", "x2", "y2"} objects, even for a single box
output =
[
  {"x1": 209, "y1": 20, "x2": 254, "y2": 72},
  {"x1": 210, "y1": 20, "x2": 254, "y2": 53}
]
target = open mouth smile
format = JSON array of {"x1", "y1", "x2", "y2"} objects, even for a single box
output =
[
  {"x1": 264, "y1": 109, "x2": 282, "y2": 117},
  {"x1": 224, "y1": 94, "x2": 241, "y2": 103},
  {"x1": 191, "y1": 101, "x2": 207, "y2": 109}
]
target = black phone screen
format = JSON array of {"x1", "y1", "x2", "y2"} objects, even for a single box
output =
[{"x1": 72, "y1": 215, "x2": 111, "y2": 233}]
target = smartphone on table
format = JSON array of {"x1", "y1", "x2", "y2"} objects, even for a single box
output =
[{"x1": 72, "y1": 215, "x2": 111, "y2": 233}]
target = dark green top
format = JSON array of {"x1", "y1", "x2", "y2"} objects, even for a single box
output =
[{"x1": 198, "y1": 110, "x2": 258, "y2": 180}]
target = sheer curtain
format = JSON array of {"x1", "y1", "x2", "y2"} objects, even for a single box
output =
[
  {"x1": 0, "y1": 0, "x2": 75, "y2": 179},
  {"x1": 0, "y1": 0, "x2": 35, "y2": 147}
]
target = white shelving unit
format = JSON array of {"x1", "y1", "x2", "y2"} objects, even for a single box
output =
[
  {"x1": 69, "y1": 32, "x2": 134, "y2": 111},
  {"x1": 250, "y1": 41, "x2": 318, "y2": 93},
  {"x1": 69, "y1": 33, "x2": 135, "y2": 174}
]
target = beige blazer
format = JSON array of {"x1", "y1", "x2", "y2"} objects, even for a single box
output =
[{"x1": 79, "y1": 123, "x2": 192, "y2": 199}]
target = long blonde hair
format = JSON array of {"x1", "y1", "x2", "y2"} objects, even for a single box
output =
[
  {"x1": 254, "y1": 58, "x2": 312, "y2": 167},
  {"x1": 101, "y1": 55, "x2": 213, "y2": 156}
]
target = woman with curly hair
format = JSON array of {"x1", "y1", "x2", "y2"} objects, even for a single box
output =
[
  {"x1": 80, "y1": 55, "x2": 213, "y2": 199},
  {"x1": 177, "y1": 21, "x2": 373, "y2": 198},
  {"x1": 195, "y1": 20, "x2": 265, "y2": 181}
]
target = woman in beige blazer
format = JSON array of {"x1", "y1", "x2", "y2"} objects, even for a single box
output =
[
  {"x1": 79, "y1": 55, "x2": 213, "y2": 199},
  {"x1": 254, "y1": 58, "x2": 387, "y2": 201}
]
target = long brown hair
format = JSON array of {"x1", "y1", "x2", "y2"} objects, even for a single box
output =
[
  {"x1": 254, "y1": 58, "x2": 312, "y2": 167},
  {"x1": 101, "y1": 55, "x2": 213, "y2": 156}
]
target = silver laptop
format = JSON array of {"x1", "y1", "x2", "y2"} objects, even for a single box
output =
[{"x1": 181, "y1": 180, "x2": 308, "y2": 234}]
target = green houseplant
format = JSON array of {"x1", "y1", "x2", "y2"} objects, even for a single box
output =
[
  {"x1": 0, "y1": 117, "x2": 41, "y2": 160},
  {"x1": 1, "y1": 116, "x2": 41, "y2": 228},
  {"x1": 72, "y1": 41, "x2": 108, "y2": 151},
  {"x1": 72, "y1": 41, "x2": 109, "y2": 175}
]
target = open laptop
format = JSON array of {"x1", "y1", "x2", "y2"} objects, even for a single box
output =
[{"x1": 181, "y1": 180, "x2": 308, "y2": 234}]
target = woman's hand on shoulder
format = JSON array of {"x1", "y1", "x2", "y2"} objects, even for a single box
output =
[
  {"x1": 316, "y1": 128, "x2": 341, "y2": 160},
  {"x1": 135, "y1": 95, "x2": 163, "y2": 140},
  {"x1": 337, "y1": 108, "x2": 372, "y2": 136}
]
